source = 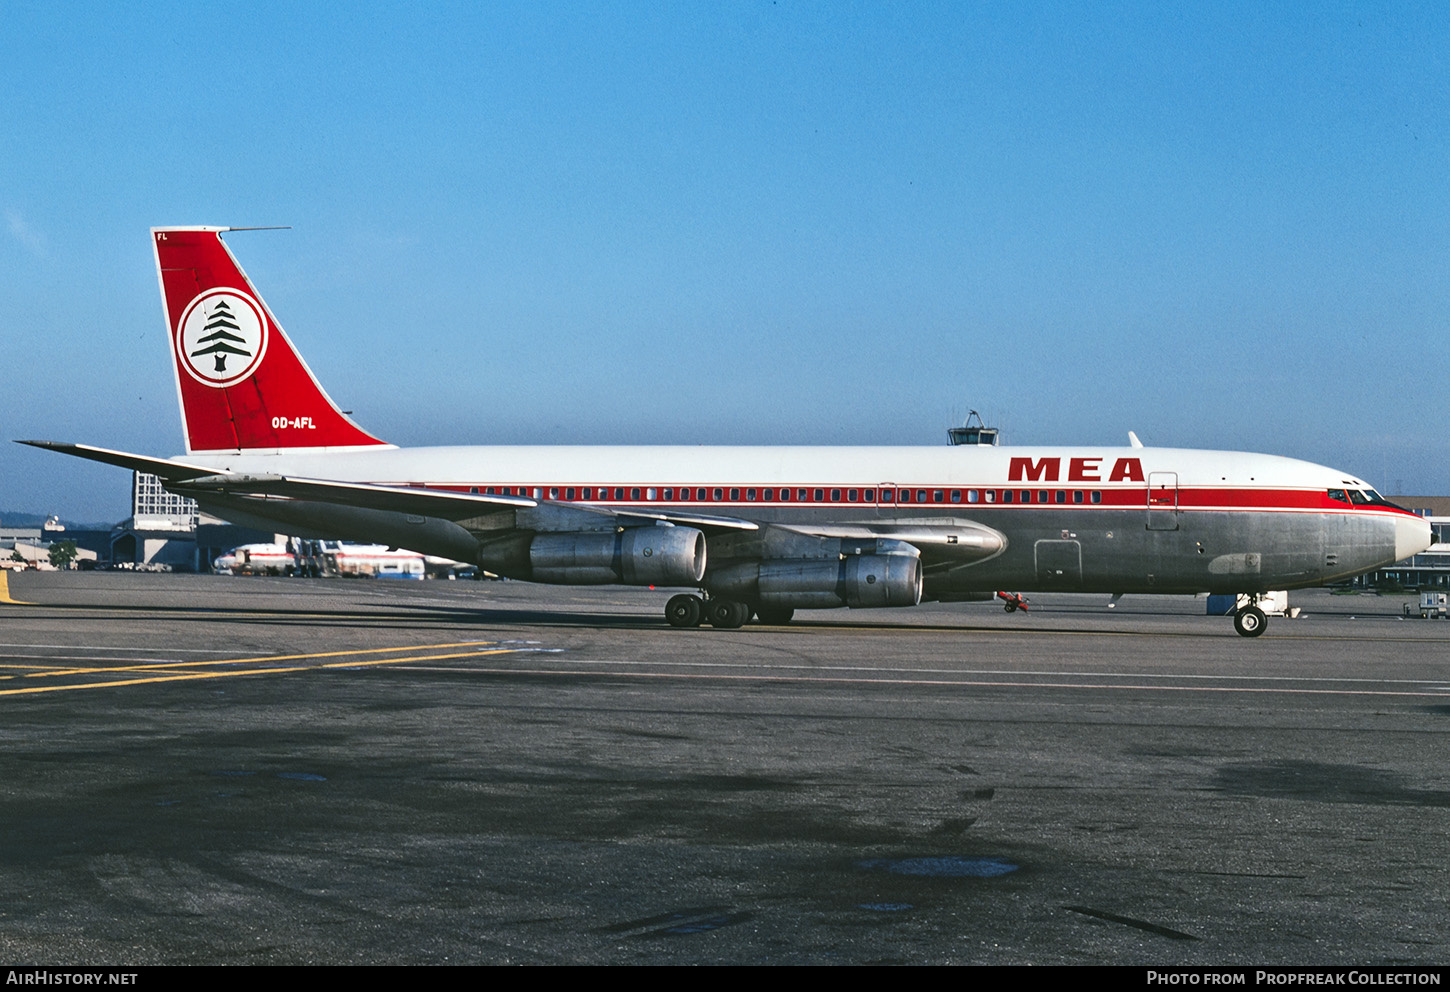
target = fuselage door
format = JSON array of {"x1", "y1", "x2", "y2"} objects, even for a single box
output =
[
  {"x1": 1147, "y1": 471, "x2": 1179, "y2": 531},
  {"x1": 1034, "y1": 539, "x2": 1083, "y2": 589},
  {"x1": 877, "y1": 482, "x2": 898, "y2": 518}
]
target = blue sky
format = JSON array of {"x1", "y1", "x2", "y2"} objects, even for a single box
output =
[{"x1": 3, "y1": 2, "x2": 1447, "y2": 521}]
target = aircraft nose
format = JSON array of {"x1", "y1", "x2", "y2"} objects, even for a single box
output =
[{"x1": 1395, "y1": 514, "x2": 1433, "y2": 562}]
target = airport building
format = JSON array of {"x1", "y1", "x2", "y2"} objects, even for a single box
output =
[
  {"x1": 83, "y1": 473, "x2": 276, "y2": 571},
  {"x1": 1361, "y1": 497, "x2": 1450, "y2": 590}
]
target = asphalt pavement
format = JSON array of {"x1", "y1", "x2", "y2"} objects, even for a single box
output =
[{"x1": 0, "y1": 572, "x2": 1446, "y2": 965}]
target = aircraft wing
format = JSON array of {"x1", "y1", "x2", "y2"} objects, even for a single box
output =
[
  {"x1": 773, "y1": 520, "x2": 1004, "y2": 562},
  {"x1": 17, "y1": 440, "x2": 758, "y2": 532},
  {"x1": 174, "y1": 473, "x2": 759, "y2": 532}
]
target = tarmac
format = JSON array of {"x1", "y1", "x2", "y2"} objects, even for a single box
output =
[{"x1": 0, "y1": 571, "x2": 1447, "y2": 965}]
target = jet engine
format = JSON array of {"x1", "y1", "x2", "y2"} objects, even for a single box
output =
[
  {"x1": 708, "y1": 551, "x2": 923, "y2": 609},
  {"x1": 529, "y1": 525, "x2": 706, "y2": 586}
]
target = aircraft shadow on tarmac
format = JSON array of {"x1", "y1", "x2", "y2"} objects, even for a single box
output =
[
  {"x1": 28, "y1": 598, "x2": 1243, "y2": 636},
  {"x1": 1215, "y1": 760, "x2": 1450, "y2": 807}
]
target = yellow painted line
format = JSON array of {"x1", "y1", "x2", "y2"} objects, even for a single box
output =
[
  {"x1": 31, "y1": 640, "x2": 500, "y2": 677},
  {"x1": 0, "y1": 647, "x2": 524, "y2": 697},
  {"x1": 0, "y1": 571, "x2": 29, "y2": 605}
]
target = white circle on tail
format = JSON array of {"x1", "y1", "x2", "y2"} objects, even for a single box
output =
[{"x1": 176, "y1": 289, "x2": 269, "y2": 386}]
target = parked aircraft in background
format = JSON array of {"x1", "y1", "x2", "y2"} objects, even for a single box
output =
[
  {"x1": 21, "y1": 228, "x2": 1432, "y2": 636},
  {"x1": 213, "y1": 542, "x2": 293, "y2": 576}
]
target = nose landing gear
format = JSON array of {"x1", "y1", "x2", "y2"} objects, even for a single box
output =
[{"x1": 1233, "y1": 599, "x2": 1268, "y2": 638}]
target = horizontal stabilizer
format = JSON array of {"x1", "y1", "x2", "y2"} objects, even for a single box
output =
[{"x1": 15, "y1": 441, "x2": 237, "y2": 483}]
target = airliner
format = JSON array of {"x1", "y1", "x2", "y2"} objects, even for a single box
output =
[{"x1": 21, "y1": 227, "x2": 1432, "y2": 636}]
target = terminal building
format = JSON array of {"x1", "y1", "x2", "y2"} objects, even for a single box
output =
[
  {"x1": 79, "y1": 473, "x2": 276, "y2": 572},
  {"x1": 1360, "y1": 497, "x2": 1450, "y2": 590}
]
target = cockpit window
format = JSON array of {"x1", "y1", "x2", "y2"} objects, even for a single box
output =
[{"x1": 1333, "y1": 487, "x2": 1400, "y2": 508}]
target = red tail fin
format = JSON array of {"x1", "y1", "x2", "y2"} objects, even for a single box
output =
[{"x1": 153, "y1": 227, "x2": 390, "y2": 454}]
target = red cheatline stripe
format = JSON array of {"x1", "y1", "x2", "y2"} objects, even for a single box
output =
[{"x1": 360, "y1": 481, "x2": 1413, "y2": 515}]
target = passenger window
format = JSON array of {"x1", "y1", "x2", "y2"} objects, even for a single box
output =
[
  {"x1": 729, "y1": 488, "x2": 740, "y2": 501},
  {"x1": 984, "y1": 490, "x2": 996, "y2": 503},
  {"x1": 1091, "y1": 491, "x2": 1101, "y2": 504},
  {"x1": 746, "y1": 489, "x2": 757, "y2": 501},
  {"x1": 764, "y1": 488, "x2": 774, "y2": 500},
  {"x1": 713, "y1": 488, "x2": 723, "y2": 501},
  {"x1": 814, "y1": 489, "x2": 824, "y2": 501},
  {"x1": 779, "y1": 489, "x2": 790, "y2": 502},
  {"x1": 831, "y1": 488, "x2": 841, "y2": 501},
  {"x1": 566, "y1": 488, "x2": 576, "y2": 500},
  {"x1": 1001, "y1": 490, "x2": 1012, "y2": 504},
  {"x1": 900, "y1": 490, "x2": 911, "y2": 503},
  {"x1": 847, "y1": 489, "x2": 858, "y2": 502},
  {"x1": 880, "y1": 489, "x2": 893, "y2": 502},
  {"x1": 549, "y1": 487, "x2": 559, "y2": 499},
  {"x1": 797, "y1": 489, "x2": 808, "y2": 501},
  {"x1": 918, "y1": 490, "x2": 928, "y2": 503},
  {"x1": 662, "y1": 488, "x2": 672, "y2": 500},
  {"x1": 1073, "y1": 490, "x2": 1083, "y2": 503},
  {"x1": 1055, "y1": 491, "x2": 1065, "y2": 503},
  {"x1": 864, "y1": 489, "x2": 875, "y2": 502},
  {"x1": 1038, "y1": 490, "x2": 1048, "y2": 503},
  {"x1": 933, "y1": 490, "x2": 943, "y2": 502}
]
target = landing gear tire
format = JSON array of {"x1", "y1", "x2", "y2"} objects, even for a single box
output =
[
  {"x1": 666, "y1": 593, "x2": 704, "y2": 628},
  {"x1": 1003, "y1": 602, "x2": 1018, "y2": 613},
  {"x1": 705, "y1": 598, "x2": 750, "y2": 629},
  {"x1": 1234, "y1": 605, "x2": 1268, "y2": 638},
  {"x1": 755, "y1": 606, "x2": 795, "y2": 625}
]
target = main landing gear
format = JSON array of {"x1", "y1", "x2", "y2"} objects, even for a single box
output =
[{"x1": 664, "y1": 594, "x2": 793, "y2": 629}]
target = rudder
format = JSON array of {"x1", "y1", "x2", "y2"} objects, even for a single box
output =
[{"x1": 153, "y1": 227, "x2": 390, "y2": 453}]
